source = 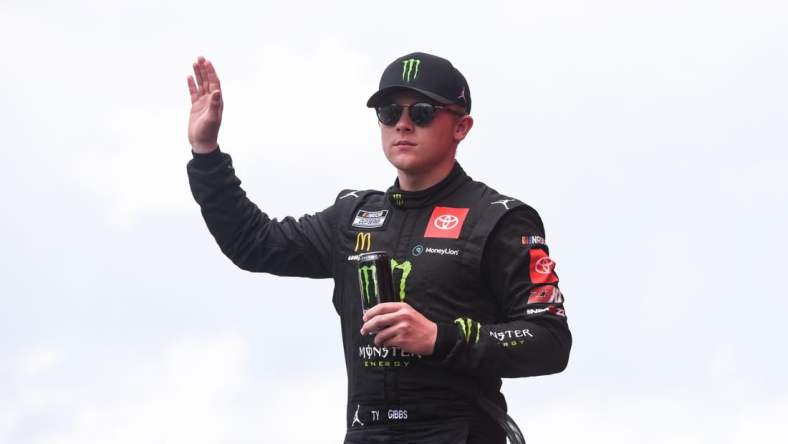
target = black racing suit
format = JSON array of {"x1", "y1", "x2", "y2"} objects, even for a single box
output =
[{"x1": 187, "y1": 149, "x2": 572, "y2": 444}]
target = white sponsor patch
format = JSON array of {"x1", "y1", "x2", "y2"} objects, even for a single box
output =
[
  {"x1": 526, "y1": 305, "x2": 566, "y2": 317},
  {"x1": 352, "y1": 209, "x2": 389, "y2": 229}
]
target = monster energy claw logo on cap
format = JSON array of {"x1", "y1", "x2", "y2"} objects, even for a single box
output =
[
  {"x1": 401, "y1": 58, "x2": 420, "y2": 82},
  {"x1": 366, "y1": 52, "x2": 473, "y2": 113}
]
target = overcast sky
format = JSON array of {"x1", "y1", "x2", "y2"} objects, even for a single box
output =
[{"x1": 2, "y1": 1, "x2": 787, "y2": 443}]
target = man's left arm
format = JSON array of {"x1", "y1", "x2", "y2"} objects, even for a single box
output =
[{"x1": 430, "y1": 206, "x2": 572, "y2": 378}]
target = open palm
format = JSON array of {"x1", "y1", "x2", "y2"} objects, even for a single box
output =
[{"x1": 187, "y1": 56, "x2": 223, "y2": 154}]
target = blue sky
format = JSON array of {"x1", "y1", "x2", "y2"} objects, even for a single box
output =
[{"x1": 1, "y1": 1, "x2": 787, "y2": 442}]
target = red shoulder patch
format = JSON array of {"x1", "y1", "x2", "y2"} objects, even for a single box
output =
[
  {"x1": 424, "y1": 207, "x2": 469, "y2": 239},
  {"x1": 528, "y1": 249, "x2": 559, "y2": 284}
]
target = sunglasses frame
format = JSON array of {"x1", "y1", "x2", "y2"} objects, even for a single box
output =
[{"x1": 375, "y1": 102, "x2": 467, "y2": 127}]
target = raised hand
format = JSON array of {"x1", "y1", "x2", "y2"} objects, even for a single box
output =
[{"x1": 187, "y1": 56, "x2": 223, "y2": 154}]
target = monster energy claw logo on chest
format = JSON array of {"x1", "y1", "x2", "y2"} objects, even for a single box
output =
[
  {"x1": 357, "y1": 251, "x2": 397, "y2": 314},
  {"x1": 402, "y1": 58, "x2": 420, "y2": 82}
]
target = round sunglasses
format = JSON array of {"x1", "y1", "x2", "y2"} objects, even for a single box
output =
[{"x1": 375, "y1": 102, "x2": 466, "y2": 126}]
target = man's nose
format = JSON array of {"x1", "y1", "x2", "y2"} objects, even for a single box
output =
[{"x1": 395, "y1": 108, "x2": 414, "y2": 132}]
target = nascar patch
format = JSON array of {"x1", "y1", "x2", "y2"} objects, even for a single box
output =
[
  {"x1": 522, "y1": 235, "x2": 546, "y2": 246},
  {"x1": 352, "y1": 209, "x2": 389, "y2": 229},
  {"x1": 528, "y1": 248, "x2": 559, "y2": 284},
  {"x1": 527, "y1": 285, "x2": 564, "y2": 304}
]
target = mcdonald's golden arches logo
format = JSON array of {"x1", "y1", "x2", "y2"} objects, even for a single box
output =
[{"x1": 354, "y1": 232, "x2": 372, "y2": 252}]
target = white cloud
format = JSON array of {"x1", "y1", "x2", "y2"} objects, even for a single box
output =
[{"x1": 2, "y1": 334, "x2": 347, "y2": 444}]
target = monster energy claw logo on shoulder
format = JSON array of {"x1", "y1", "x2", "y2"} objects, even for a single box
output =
[
  {"x1": 454, "y1": 317, "x2": 482, "y2": 344},
  {"x1": 402, "y1": 58, "x2": 421, "y2": 82}
]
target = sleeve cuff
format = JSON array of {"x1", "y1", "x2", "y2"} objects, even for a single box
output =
[
  {"x1": 430, "y1": 322, "x2": 462, "y2": 360},
  {"x1": 189, "y1": 145, "x2": 225, "y2": 168}
]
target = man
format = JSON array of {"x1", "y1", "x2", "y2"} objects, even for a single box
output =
[{"x1": 186, "y1": 52, "x2": 571, "y2": 444}]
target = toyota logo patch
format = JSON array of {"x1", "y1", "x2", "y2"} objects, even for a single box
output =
[
  {"x1": 528, "y1": 248, "x2": 559, "y2": 284},
  {"x1": 434, "y1": 214, "x2": 459, "y2": 230},
  {"x1": 534, "y1": 256, "x2": 556, "y2": 274},
  {"x1": 424, "y1": 207, "x2": 469, "y2": 239}
]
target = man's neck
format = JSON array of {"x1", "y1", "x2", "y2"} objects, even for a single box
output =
[{"x1": 396, "y1": 158, "x2": 456, "y2": 192}]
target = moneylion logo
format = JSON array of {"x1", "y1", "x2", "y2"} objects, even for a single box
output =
[
  {"x1": 401, "y1": 58, "x2": 421, "y2": 82},
  {"x1": 354, "y1": 232, "x2": 372, "y2": 252}
]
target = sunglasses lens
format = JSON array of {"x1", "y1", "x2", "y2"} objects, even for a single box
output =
[
  {"x1": 409, "y1": 103, "x2": 437, "y2": 125},
  {"x1": 376, "y1": 104, "x2": 402, "y2": 126}
]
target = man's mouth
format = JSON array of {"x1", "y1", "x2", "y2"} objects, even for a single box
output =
[{"x1": 393, "y1": 140, "x2": 416, "y2": 147}]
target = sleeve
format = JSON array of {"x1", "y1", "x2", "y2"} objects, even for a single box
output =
[
  {"x1": 186, "y1": 147, "x2": 337, "y2": 279},
  {"x1": 429, "y1": 206, "x2": 572, "y2": 378}
]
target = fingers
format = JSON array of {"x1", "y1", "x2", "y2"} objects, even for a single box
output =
[
  {"x1": 190, "y1": 55, "x2": 224, "y2": 102},
  {"x1": 199, "y1": 60, "x2": 210, "y2": 93},
  {"x1": 192, "y1": 58, "x2": 205, "y2": 96},
  {"x1": 361, "y1": 311, "x2": 402, "y2": 336},
  {"x1": 373, "y1": 324, "x2": 402, "y2": 347},
  {"x1": 206, "y1": 60, "x2": 221, "y2": 92},
  {"x1": 187, "y1": 76, "x2": 198, "y2": 103},
  {"x1": 362, "y1": 302, "x2": 402, "y2": 322}
]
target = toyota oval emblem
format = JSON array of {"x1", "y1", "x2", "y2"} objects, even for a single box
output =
[
  {"x1": 434, "y1": 214, "x2": 459, "y2": 230},
  {"x1": 534, "y1": 256, "x2": 556, "y2": 274}
]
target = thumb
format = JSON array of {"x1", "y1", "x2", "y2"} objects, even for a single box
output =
[{"x1": 210, "y1": 91, "x2": 222, "y2": 108}]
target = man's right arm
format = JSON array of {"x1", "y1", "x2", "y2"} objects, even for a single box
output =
[
  {"x1": 185, "y1": 56, "x2": 336, "y2": 278},
  {"x1": 187, "y1": 148, "x2": 336, "y2": 278}
]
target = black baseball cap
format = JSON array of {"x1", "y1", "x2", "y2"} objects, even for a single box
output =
[{"x1": 366, "y1": 52, "x2": 471, "y2": 113}]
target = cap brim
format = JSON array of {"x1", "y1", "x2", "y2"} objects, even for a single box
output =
[{"x1": 366, "y1": 86, "x2": 454, "y2": 108}]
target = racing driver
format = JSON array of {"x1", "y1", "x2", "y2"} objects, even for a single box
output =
[{"x1": 186, "y1": 52, "x2": 572, "y2": 443}]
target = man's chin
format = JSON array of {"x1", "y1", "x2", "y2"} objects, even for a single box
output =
[{"x1": 388, "y1": 156, "x2": 425, "y2": 175}]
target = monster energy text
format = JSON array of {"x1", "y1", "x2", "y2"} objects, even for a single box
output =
[
  {"x1": 359, "y1": 344, "x2": 422, "y2": 368},
  {"x1": 489, "y1": 328, "x2": 534, "y2": 348}
]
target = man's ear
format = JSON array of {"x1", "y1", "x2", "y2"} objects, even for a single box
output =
[{"x1": 454, "y1": 115, "x2": 474, "y2": 142}]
